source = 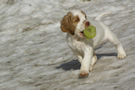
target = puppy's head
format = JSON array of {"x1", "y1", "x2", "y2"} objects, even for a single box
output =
[{"x1": 60, "y1": 10, "x2": 90, "y2": 38}]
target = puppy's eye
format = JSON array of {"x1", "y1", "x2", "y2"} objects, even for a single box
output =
[{"x1": 75, "y1": 18, "x2": 80, "y2": 22}]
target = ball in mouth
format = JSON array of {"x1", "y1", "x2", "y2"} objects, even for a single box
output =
[
  {"x1": 83, "y1": 25, "x2": 96, "y2": 39},
  {"x1": 79, "y1": 21, "x2": 90, "y2": 37}
]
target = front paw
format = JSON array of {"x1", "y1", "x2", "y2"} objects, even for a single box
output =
[
  {"x1": 79, "y1": 70, "x2": 89, "y2": 77},
  {"x1": 117, "y1": 52, "x2": 126, "y2": 59}
]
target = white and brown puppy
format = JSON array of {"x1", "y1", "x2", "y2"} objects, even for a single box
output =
[{"x1": 60, "y1": 10, "x2": 126, "y2": 77}]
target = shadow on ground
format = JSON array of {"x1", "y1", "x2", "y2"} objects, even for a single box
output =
[
  {"x1": 96, "y1": 53, "x2": 117, "y2": 59},
  {"x1": 56, "y1": 53, "x2": 117, "y2": 71},
  {"x1": 56, "y1": 59, "x2": 81, "y2": 71}
]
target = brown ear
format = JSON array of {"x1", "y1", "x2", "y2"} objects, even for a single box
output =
[{"x1": 60, "y1": 12, "x2": 75, "y2": 35}]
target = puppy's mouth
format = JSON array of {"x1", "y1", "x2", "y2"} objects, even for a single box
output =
[
  {"x1": 80, "y1": 21, "x2": 90, "y2": 37},
  {"x1": 80, "y1": 31, "x2": 84, "y2": 37}
]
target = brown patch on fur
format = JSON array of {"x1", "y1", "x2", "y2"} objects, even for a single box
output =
[
  {"x1": 93, "y1": 52, "x2": 95, "y2": 56},
  {"x1": 93, "y1": 51, "x2": 97, "y2": 58},
  {"x1": 60, "y1": 12, "x2": 80, "y2": 35},
  {"x1": 81, "y1": 11, "x2": 87, "y2": 19}
]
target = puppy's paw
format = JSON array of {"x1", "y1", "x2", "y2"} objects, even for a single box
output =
[
  {"x1": 117, "y1": 52, "x2": 126, "y2": 59},
  {"x1": 79, "y1": 70, "x2": 89, "y2": 77}
]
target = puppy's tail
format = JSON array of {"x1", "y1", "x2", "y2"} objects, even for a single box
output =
[{"x1": 95, "y1": 12, "x2": 112, "y2": 21}]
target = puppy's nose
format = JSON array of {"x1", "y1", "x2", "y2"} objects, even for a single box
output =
[{"x1": 85, "y1": 21, "x2": 90, "y2": 26}]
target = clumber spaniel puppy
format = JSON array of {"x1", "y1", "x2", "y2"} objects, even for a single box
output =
[{"x1": 60, "y1": 10, "x2": 126, "y2": 77}]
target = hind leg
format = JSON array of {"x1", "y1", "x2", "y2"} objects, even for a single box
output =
[{"x1": 107, "y1": 31, "x2": 126, "y2": 59}]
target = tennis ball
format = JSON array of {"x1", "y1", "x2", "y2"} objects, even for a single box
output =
[{"x1": 83, "y1": 25, "x2": 96, "y2": 39}]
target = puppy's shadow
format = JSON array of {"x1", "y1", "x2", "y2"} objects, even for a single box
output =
[
  {"x1": 56, "y1": 59, "x2": 81, "y2": 71},
  {"x1": 96, "y1": 53, "x2": 117, "y2": 59},
  {"x1": 56, "y1": 53, "x2": 117, "y2": 71}
]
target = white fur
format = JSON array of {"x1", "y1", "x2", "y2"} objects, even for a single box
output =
[
  {"x1": 71, "y1": 10, "x2": 87, "y2": 38},
  {"x1": 66, "y1": 10, "x2": 126, "y2": 76}
]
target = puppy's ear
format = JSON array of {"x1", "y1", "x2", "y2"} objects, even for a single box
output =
[{"x1": 60, "y1": 12, "x2": 74, "y2": 35}]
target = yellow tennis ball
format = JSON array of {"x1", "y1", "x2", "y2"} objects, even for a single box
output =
[{"x1": 83, "y1": 25, "x2": 96, "y2": 39}]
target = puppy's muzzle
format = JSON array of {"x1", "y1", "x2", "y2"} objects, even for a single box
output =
[{"x1": 85, "y1": 21, "x2": 90, "y2": 28}]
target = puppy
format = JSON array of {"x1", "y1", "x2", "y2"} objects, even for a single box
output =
[{"x1": 60, "y1": 10, "x2": 126, "y2": 77}]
